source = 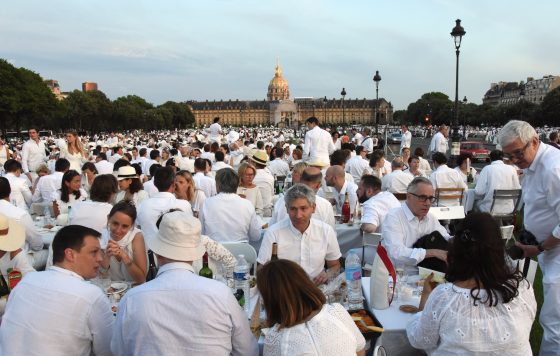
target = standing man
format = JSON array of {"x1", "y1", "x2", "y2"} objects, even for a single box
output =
[
  {"x1": 21, "y1": 127, "x2": 47, "y2": 182},
  {"x1": 498, "y1": 120, "x2": 560, "y2": 355},
  {"x1": 400, "y1": 124, "x2": 412, "y2": 153},
  {"x1": 303, "y1": 117, "x2": 335, "y2": 166},
  {"x1": 360, "y1": 128, "x2": 376, "y2": 155},
  {"x1": 112, "y1": 210, "x2": 258, "y2": 355},
  {"x1": 0, "y1": 225, "x2": 113, "y2": 355},
  {"x1": 429, "y1": 125, "x2": 449, "y2": 155},
  {"x1": 208, "y1": 117, "x2": 223, "y2": 143}
]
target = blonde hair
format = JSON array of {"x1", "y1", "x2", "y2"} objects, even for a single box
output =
[
  {"x1": 35, "y1": 164, "x2": 50, "y2": 175},
  {"x1": 176, "y1": 170, "x2": 196, "y2": 202},
  {"x1": 66, "y1": 130, "x2": 85, "y2": 155},
  {"x1": 237, "y1": 162, "x2": 257, "y2": 186}
]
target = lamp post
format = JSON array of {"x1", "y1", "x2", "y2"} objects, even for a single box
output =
[
  {"x1": 373, "y1": 70, "x2": 381, "y2": 135},
  {"x1": 341, "y1": 88, "x2": 346, "y2": 125},
  {"x1": 450, "y1": 19, "x2": 466, "y2": 167},
  {"x1": 323, "y1": 96, "x2": 328, "y2": 122},
  {"x1": 462, "y1": 96, "x2": 468, "y2": 138}
]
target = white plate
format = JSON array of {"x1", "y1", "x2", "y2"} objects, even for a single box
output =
[{"x1": 106, "y1": 282, "x2": 128, "y2": 294}]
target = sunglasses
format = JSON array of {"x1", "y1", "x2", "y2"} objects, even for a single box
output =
[{"x1": 408, "y1": 192, "x2": 435, "y2": 203}]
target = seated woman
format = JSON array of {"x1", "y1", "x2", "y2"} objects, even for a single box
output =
[
  {"x1": 174, "y1": 170, "x2": 206, "y2": 214},
  {"x1": 71, "y1": 174, "x2": 118, "y2": 234},
  {"x1": 80, "y1": 162, "x2": 97, "y2": 195},
  {"x1": 52, "y1": 170, "x2": 88, "y2": 219},
  {"x1": 364, "y1": 150, "x2": 388, "y2": 178},
  {"x1": 257, "y1": 259, "x2": 366, "y2": 356},
  {"x1": 406, "y1": 212, "x2": 536, "y2": 355},
  {"x1": 236, "y1": 162, "x2": 263, "y2": 216},
  {"x1": 454, "y1": 152, "x2": 477, "y2": 185},
  {"x1": 115, "y1": 166, "x2": 149, "y2": 206},
  {"x1": 100, "y1": 201, "x2": 147, "y2": 284}
]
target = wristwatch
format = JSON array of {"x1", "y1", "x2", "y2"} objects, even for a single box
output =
[{"x1": 538, "y1": 242, "x2": 546, "y2": 253}]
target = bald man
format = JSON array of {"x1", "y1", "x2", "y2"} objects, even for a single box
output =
[{"x1": 324, "y1": 165, "x2": 358, "y2": 214}]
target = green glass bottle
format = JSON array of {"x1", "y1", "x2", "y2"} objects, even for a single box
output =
[{"x1": 199, "y1": 252, "x2": 213, "y2": 279}]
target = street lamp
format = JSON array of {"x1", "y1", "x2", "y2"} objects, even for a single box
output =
[
  {"x1": 462, "y1": 96, "x2": 468, "y2": 138},
  {"x1": 450, "y1": 19, "x2": 466, "y2": 166},
  {"x1": 341, "y1": 88, "x2": 346, "y2": 125},
  {"x1": 373, "y1": 70, "x2": 381, "y2": 135},
  {"x1": 323, "y1": 96, "x2": 328, "y2": 122}
]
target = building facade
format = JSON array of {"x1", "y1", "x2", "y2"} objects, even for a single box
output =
[
  {"x1": 482, "y1": 75, "x2": 560, "y2": 107},
  {"x1": 524, "y1": 75, "x2": 560, "y2": 104},
  {"x1": 82, "y1": 81, "x2": 98, "y2": 92},
  {"x1": 188, "y1": 64, "x2": 393, "y2": 128}
]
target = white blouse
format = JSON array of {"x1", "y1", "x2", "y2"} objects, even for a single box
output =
[
  {"x1": 406, "y1": 281, "x2": 536, "y2": 355},
  {"x1": 264, "y1": 303, "x2": 366, "y2": 356},
  {"x1": 236, "y1": 186, "x2": 263, "y2": 216},
  {"x1": 52, "y1": 188, "x2": 88, "y2": 215}
]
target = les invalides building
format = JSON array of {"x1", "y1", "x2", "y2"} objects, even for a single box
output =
[{"x1": 187, "y1": 63, "x2": 393, "y2": 128}]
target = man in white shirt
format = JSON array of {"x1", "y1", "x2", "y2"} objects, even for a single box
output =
[
  {"x1": 211, "y1": 151, "x2": 232, "y2": 172},
  {"x1": 346, "y1": 146, "x2": 370, "y2": 184},
  {"x1": 21, "y1": 127, "x2": 47, "y2": 182},
  {"x1": 270, "y1": 166, "x2": 335, "y2": 229},
  {"x1": 430, "y1": 152, "x2": 467, "y2": 207},
  {"x1": 303, "y1": 117, "x2": 335, "y2": 165},
  {"x1": 199, "y1": 168, "x2": 261, "y2": 243},
  {"x1": 108, "y1": 146, "x2": 123, "y2": 164},
  {"x1": 360, "y1": 128, "x2": 376, "y2": 154},
  {"x1": 498, "y1": 120, "x2": 560, "y2": 354},
  {"x1": 351, "y1": 128, "x2": 363, "y2": 145},
  {"x1": 137, "y1": 167, "x2": 193, "y2": 243},
  {"x1": 94, "y1": 152, "x2": 114, "y2": 175},
  {"x1": 137, "y1": 148, "x2": 150, "y2": 175},
  {"x1": 358, "y1": 175, "x2": 401, "y2": 234},
  {"x1": 382, "y1": 158, "x2": 414, "y2": 194},
  {"x1": 250, "y1": 150, "x2": 275, "y2": 217},
  {"x1": 112, "y1": 210, "x2": 258, "y2": 355},
  {"x1": 0, "y1": 225, "x2": 113, "y2": 355},
  {"x1": 3, "y1": 159, "x2": 32, "y2": 210},
  {"x1": 193, "y1": 158, "x2": 216, "y2": 198},
  {"x1": 382, "y1": 177, "x2": 450, "y2": 272},
  {"x1": 474, "y1": 149, "x2": 520, "y2": 213},
  {"x1": 257, "y1": 184, "x2": 341, "y2": 284},
  {"x1": 324, "y1": 165, "x2": 358, "y2": 214},
  {"x1": 227, "y1": 129, "x2": 240, "y2": 145},
  {"x1": 429, "y1": 125, "x2": 449, "y2": 154},
  {"x1": 400, "y1": 124, "x2": 412, "y2": 153},
  {"x1": 32, "y1": 158, "x2": 69, "y2": 203},
  {"x1": 269, "y1": 147, "x2": 290, "y2": 177},
  {"x1": 207, "y1": 117, "x2": 223, "y2": 143}
]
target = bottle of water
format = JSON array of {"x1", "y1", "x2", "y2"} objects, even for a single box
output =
[
  {"x1": 345, "y1": 251, "x2": 363, "y2": 310},
  {"x1": 43, "y1": 206, "x2": 52, "y2": 226},
  {"x1": 233, "y1": 254, "x2": 250, "y2": 313}
]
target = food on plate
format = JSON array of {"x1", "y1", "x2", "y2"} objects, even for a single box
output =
[
  {"x1": 399, "y1": 304, "x2": 419, "y2": 314},
  {"x1": 351, "y1": 310, "x2": 383, "y2": 333}
]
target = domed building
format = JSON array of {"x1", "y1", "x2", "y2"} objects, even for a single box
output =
[{"x1": 267, "y1": 64, "x2": 290, "y2": 101}]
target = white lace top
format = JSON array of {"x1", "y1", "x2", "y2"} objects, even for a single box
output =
[
  {"x1": 406, "y1": 281, "x2": 536, "y2": 355},
  {"x1": 263, "y1": 303, "x2": 366, "y2": 356}
]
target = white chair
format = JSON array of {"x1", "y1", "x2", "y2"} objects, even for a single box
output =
[
  {"x1": 429, "y1": 206, "x2": 465, "y2": 220},
  {"x1": 221, "y1": 241, "x2": 258, "y2": 273},
  {"x1": 516, "y1": 258, "x2": 538, "y2": 286},
  {"x1": 500, "y1": 225, "x2": 514, "y2": 243},
  {"x1": 362, "y1": 232, "x2": 382, "y2": 273}
]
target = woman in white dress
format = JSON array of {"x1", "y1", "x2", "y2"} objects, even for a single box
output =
[
  {"x1": 114, "y1": 166, "x2": 149, "y2": 207},
  {"x1": 406, "y1": 213, "x2": 536, "y2": 355},
  {"x1": 0, "y1": 136, "x2": 13, "y2": 171},
  {"x1": 58, "y1": 131, "x2": 88, "y2": 173},
  {"x1": 174, "y1": 170, "x2": 206, "y2": 215},
  {"x1": 454, "y1": 153, "x2": 477, "y2": 185},
  {"x1": 258, "y1": 259, "x2": 366, "y2": 356},
  {"x1": 237, "y1": 162, "x2": 263, "y2": 216},
  {"x1": 100, "y1": 201, "x2": 147, "y2": 284},
  {"x1": 52, "y1": 170, "x2": 88, "y2": 218}
]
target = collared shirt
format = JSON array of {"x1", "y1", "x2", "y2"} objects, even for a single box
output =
[
  {"x1": 137, "y1": 192, "x2": 193, "y2": 242},
  {"x1": 333, "y1": 180, "x2": 359, "y2": 215},
  {"x1": 361, "y1": 136, "x2": 374, "y2": 154},
  {"x1": 400, "y1": 130, "x2": 412, "y2": 151},
  {"x1": 474, "y1": 160, "x2": 520, "y2": 213},
  {"x1": 345, "y1": 155, "x2": 370, "y2": 184},
  {"x1": 257, "y1": 218, "x2": 341, "y2": 278},
  {"x1": 253, "y1": 168, "x2": 275, "y2": 215},
  {"x1": 94, "y1": 160, "x2": 114, "y2": 175},
  {"x1": 193, "y1": 172, "x2": 217, "y2": 198},
  {"x1": 382, "y1": 203, "x2": 450, "y2": 270},
  {"x1": 381, "y1": 170, "x2": 414, "y2": 194},
  {"x1": 0, "y1": 200, "x2": 43, "y2": 252},
  {"x1": 0, "y1": 266, "x2": 114, "y2": 356},
  {"x1": 269, "y1": 194, "x2": 336, "y2": 230},
  {"x1": 5, "y1": 172, "x2": 32, "y2": 210},
  {"x1": 111, "y1": 262, "x2": 258, "y2": 356},
  {"x1": 21, "y1": 139, "x2": 47, "y2": 173},
  {"x1": 429, "y1": 132, "x2": 448, "y2": 154},
  {"x1": 268, "y1": 158, "x2": 290, "y2": 177},
  {"x1": 419, "y1": 156, "x2": 432, "y2": 176},
  {"x1": 142, "y1": 179, "x2": 159, "y2": 197},
  {"x1": 430, "y1": 164, "x2": 468, "y2": 206},
  {"x1": 303, "y1": 126, "x2": 335, "y2": 164},
  {"x1": 33, "y1": 172, "x2": 64, "y2": 203},
  {"x1": 208, "y1": 122, "x2": 223, "y2": 142},
  {"x1": 361, "y1": 191, "x2": 401, "y2": 230},
  {"x1": 211, "y1": 161, "x2": 232, "y2": 171},
  {"x1": 199, "y1": 193, "x2": 261, "y2": 242}
]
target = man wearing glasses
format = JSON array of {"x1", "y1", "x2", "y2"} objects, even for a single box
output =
[
  {"x1": 498, "y1": 120, "x2": 560, "y2": 355},
  {"x1": 381, "y1": 177, "x2": 449, "y2": 273}
]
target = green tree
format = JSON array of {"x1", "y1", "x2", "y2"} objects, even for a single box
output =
[
  {"x1": 112, "y1": 95, "x2": 154, "y2": 130},
  {"x1": 406, "y1": 92, "x2": 454, "y2": 126},
  {"x1": 536, "y1": 87, "x2": 560, "y2": 127},
  {"x1": 65, "y1": 90, "x2": 112, "y2": 131},
  {"x1": 158, "y1": 101, "x2": 195, "y2": 128}
]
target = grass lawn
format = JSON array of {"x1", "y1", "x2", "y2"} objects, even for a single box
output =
[{"x1": 530, "y1": 263, "x2": 543, "y2": 354}]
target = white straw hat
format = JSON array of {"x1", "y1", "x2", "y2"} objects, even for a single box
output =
[
  {"x1": 148, "y1": 211, "x2": 204, "y2": 261},
  {"x1": 117, "y1": 166, "x2": 137, "y2": 181},
  {"x1": 0, "y1": 214, "x2": 25, "y2": 252}
]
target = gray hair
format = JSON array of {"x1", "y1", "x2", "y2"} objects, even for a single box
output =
[
  {"x1": 284, "y1": 183, "x2": 316, "y2": 208},
  {"x1": 215, "y1": 168, "x2": 239, "y2": 194},
  {"x1": 497, "y1": 120, "x2": 537, "y2": 147},
  {"x1": 391, "y1": 157, "x2": 404, "y2": 170},
  {"x1": 407, "y1": 176, "x2": 433, "y2": 194}
]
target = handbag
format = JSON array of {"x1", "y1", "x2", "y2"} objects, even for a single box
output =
[{"x1": 412, "y1": 231, "x2": 449, "y2": 273}]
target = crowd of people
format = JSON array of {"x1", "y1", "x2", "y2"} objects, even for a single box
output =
[{"x1": 0, "y1": 116, "x2": 558, "y2": 355}]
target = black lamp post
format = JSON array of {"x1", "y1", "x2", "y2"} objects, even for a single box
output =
[
  {"x1": 341, "y1": 88, "x2": 347, "y2": 125},
  {"x1": 323, "y1": 96, "x2": 328, "y2": 122},
  {"x1": 450, "y1": 19, "x2": 466, "y2": 166},
  {"x1": 462, "y1": 96, "x2": 467, "y2": 138},
  {"x1": 373, "y1": 70, "x2": 381, "y2": 135}
]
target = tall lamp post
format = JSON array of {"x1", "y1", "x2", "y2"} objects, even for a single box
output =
[
  {"x1": 462, "y1": 96, "x2": 468, "y2": 138},
  {"x1": 450, "y1": 19, "x2": 466, "y2": 167},
  {"x1": 373, "y1": 70, "x2": 381, "y2": 135},
  {"x1": 323, "y1": 96, "x2": 328, "y2": 122},
  {"x1": 341, "y1": 88, "x2": 346, "y2": 125}
]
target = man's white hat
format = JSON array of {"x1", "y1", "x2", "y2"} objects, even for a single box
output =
[
  {"x1": 0, "y1": 214, "x2": 25, "y2": 252},
  {"x1": 147, "y1": 211, "x2": 204, "y2": 261}
]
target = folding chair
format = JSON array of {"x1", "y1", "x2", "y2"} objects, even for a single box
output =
[
  {"x1": 221, "y1": 241, "x2": 258, "y2": 274},
  {"x1": 489, "y1": 189, "x2": 522, "y2": 226},
  {"x1": 434, "y1": 187, "x2": 465, "y2": 207},
  {"x1": 516, "y1": 258, "x2": 538, "y2": 286}
]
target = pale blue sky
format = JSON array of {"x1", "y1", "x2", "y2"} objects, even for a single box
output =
[{"x1": 2, "y1": 0, "x2": 558, "y2": 110}]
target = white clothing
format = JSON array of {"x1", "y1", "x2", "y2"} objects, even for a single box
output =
[
  {"x1": 208, "y1": 122, "x2": 223, "y2": 142},
  {"x1": 0, "y1": 266, "x2": 114, "y2": 356},
  {"x1": 236, "y1": 186, "x2": 263, "y2": 216},
  {"x1": 429, "y1": 131, "x2": 448, "y2": 154},
  {"x1": 52, "y1": 188, "x2": 88, "y2": 215},
  {"x1": 257, "y1": 218, "x2": 341, "y2": 279},
  {"x1": 211, "y1": 161, "x2": 232, "y2": 171},
  {"x1": 0, "y1": 200, "x2": 43, "y2": 252},
  {"x1": 32, "y1": 171, "x2": 64, "y2": 203},
  {"x1": 142, "y1": 179, "x2": 159, "y2": 197},
  {"x1": 430, "y1": 164, "x2": 468, "y2": 207},
  {"x1": 95, "y1": 160, "x2": 114, "y2": 175},
  {"x1": 345, "y1": 155, "x2": 370, "y2": 184},
  {"x1": 187, "y1": 189, "x2": 207, "y2": 213},
  {"x1": 400, "y1": 130, "x2": 412, "y2": 151},
  {"x1": 70, "y1": 201, "x2": 114, "y2": 234},
  {"x1": 193, "y1": 172, "x2": 217, "y2": 198},
  {"x1": 407, "y1": 281, "x2": 536, "y2": 356},
  {"x1": 253, "y1": 168, "x2": 275, "y2": 217},
  {"x1": 0, "y1": 250, "x2": 35, "y2": 282},
  {"x1": 59, "y1": 146, "x2": 86, "y2": 173},
  {"x1": 5, "y1": 172, "x2": 32, "y2": 210},
  {"x1": 381, "y1": 170, "x2": 414, "y2": 194},
  {"x1": 108, "y1": 153, "x2": 122, "y2": 164},
  {"x1": 264, "y1": 303, "x2": 366, "y2": 356},
  {"x1": 268, "y1": 158, "x2": 290, "y2": 177},
  {"x1": 303, "y1": 126, "x2": 335, "y2": 164},
  {"x1": 332, "y1": 180, "x2": 359, "y2": 215},
  {"x1": 419, "y1": 156, "x2": 432, "y2": 176},
  {"x1": 352, "y1": 132, "x2": 363, "y2": 144},
  {"x1": 382, "y1": 203, "x2": 450, "y2": 271},
  {"x1": 115, "y1": 189, "x2": 149, "y2": 207},
  {"x1": 21, "y1": 139, "x2": 47, "y2": 174},
  {"x1": 199, "y1": 193, "x2": 261, "y2": 242},
  {"x1": 200, "y1": 151, "x2": 215, "y2": 163},
  {"x1": 101, "y1": 227, "x2": 142, "y2": 282},
  {"x1": 361, "y1": 191, "x2": 401, "y2": 230},
  {"x1": 227, "y1": 130, "x2": 240, "y2": 144},
  {"x1": 474, "y1": 161, "x2": 520, "y2": 213},
  {"x1": 136, "y1": 192, "x2": 193, "y2": 243},
  {"x1": 361, "y1": 136, "x2": 375, "y2": 154},
  {"x1": 270, "y1": 194, "x2": 336, "y2": 230},
  {"x1": 111, "y1": 262, "x2": 258, "y2": 356}
]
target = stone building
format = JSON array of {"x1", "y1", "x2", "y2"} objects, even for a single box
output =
[
  {"x1": 482, "y1": 75, "x2": 560, "y2": 107},
  {"x1": 187, "y1": 64, "x2": 393, "y2": 128},
  {"x1": 524, "y1": 75, "x2": 560, "y2": 105}
]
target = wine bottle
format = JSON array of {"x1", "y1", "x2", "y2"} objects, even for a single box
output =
[
  {"x1": 341, "y1": 192, "x2": 351, "y2": 223},
  {"x1": 271, "y1": 242, "x2": 279, "y2": 261},
  {"x1": 199, "y1": 252, "x2": 213, "y2": 279}
]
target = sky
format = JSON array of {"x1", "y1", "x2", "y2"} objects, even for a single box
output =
[{"x1": 2, "y1": 0, "x2": 559, "y2": 110}]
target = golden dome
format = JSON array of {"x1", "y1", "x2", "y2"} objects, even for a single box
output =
[{"x1": 267, "y1": 63, "x2": 290, "y2": 101}]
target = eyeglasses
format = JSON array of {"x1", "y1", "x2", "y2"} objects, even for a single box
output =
[
  {"x1": 503, "y1": 141, "x2": 531, "y2": 161},
  {"x1": 408, "y1": 192, "x2": 435, "y2": 202}
]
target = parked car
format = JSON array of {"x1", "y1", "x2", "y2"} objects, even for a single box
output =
[
  {"x1": 387, "y1": 132, "x2": 402, "y2": 144},
  {"x1": 460, "y1": 141, "x2": 490, "y2": 162}
]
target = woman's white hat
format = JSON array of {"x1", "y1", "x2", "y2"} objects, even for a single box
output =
[{"x1": 0, "y1": 214, "x2": 25, "y2": 252}]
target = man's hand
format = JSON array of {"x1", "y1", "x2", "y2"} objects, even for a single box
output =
[
  {"x1": 426, "y1": 249, "x2": 447, "y2": 263},
  {"x1": 313, "y1": 270, "x2": 328, "y2": 285},
  {"x1": 515, "y1": 241, "x2": 540, "y2": 258}
]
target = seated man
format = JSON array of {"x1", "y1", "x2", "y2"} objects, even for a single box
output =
[
  {"x1": 358, "y1": 175, "x2": 401, "y2": 234},
  {"x1": 345, "y1": 145, "x2": 370, "y2": 184},
  {"x1": 257, "y1": 184, "x2": 341, "y2": 285},
  {"x1": 3, "y1": 159, "x2": 32, "y2": 211},
  {"x1": 324, "y1": 165, "x2": 358, "y2": 214},
  {"x1": 381, "y1": 158, "x2": 414, "y2": 194},
  {"x1": 268, "y1": 147, "x2": 290, "y2": 178},
  {"x1": 430, "y1": 152, "x2": 467, "y2": 207},
  {"x1": 32, "y1": 158, "x2": 69, "y2": 204},
  {"x1": 199, "y1": 168, "x2": 261, "y2": 243},
  {"x1": 382, "y1": 177, "x2": 450, "y2": 272}
]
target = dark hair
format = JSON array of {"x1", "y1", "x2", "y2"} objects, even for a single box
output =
[
  {"x1": 213, "y1": 116, "x2": 220, "y2": 123},
  {"x1": 413, "y1": 147, "x2": 425, "y2": 158},
  {"x1": 355, "y1": 145, "x2": 364, "y2": 155},
  {"x1": 81, "y1": 161, "x2": 98, "y2": 174},
  {"x1": 215, "y1": 151, "x2": 225, "y2": 162},
  {"x1": 456, "y1": 153, "x2": 473, "y2": 166},
  {"x1": 194, "y1": 158, "x2": 206, "y2": 172},
  {"x1": 360, "y1": 175, "x2": 382, "y2": 191},
  {"x1": 98, "y1": 152, "x2": 108, "y2": 161},
  {"x1": 305, "y1": 116, "x2": 319, "y2": 125},
  {"x1": 139, "y1": 148, "x2": 147, "y2": 157},
  {"x1": 60, "y1": 170, "x2": 81, "y2": 203},
  {"x1": 369, "y1": 150, "x2": 385, "y2": 167},
  {"x1": 210, "y1": 142, "x2": 219, "y2": 153},
  {"x1": 127, "y1": 178, "x2": 144, "y2": 194},
  {"x1": 300, "y1": 167, "x2": 322, "y2": 184},
  {"x1": 149, "y1": 150, "x2": 160, "y2": 160},
  {"x1": 257, "y1": 259, "x2": 326, "y2": 329},
  {"x1": 154, "y1": 166, "x2": 175, "y2": 192},
  {"x1": 131, "y1": 163, "x2": 143, "y2": 176},
  {"x1": 52, "y1": 225, "x2": 101, "y2": 264},
  {"x1": 274, "y1": 147, "x2": 284, "y2": 159},
  {"x1": 0, "y1": 177, "x2": 11, "y2": 199},
  {"x1": 108, "y1": 200, "x2": 137, "y2": 222},
  {"x1": 3, "y1": 159, "x2": 22, "y2": 173},
  {"x1": 431, "y1": 152, "x2": 448, "y2": 165},
  {"x1": 215, "y1": 168, "x2": 239, "y2": 193},
  {"x1": 256, "y1": 141, "x2": 264, "y2": 150},
  {"x1": 489, "y1": 149, "x2": 503, "y2": 162},
  {"x1": 90, "y1": 174, "x2": 118, "y2": 202},
  {"x1": 550, "y1": 131, "x2": 558, "y2": 141},
  {"x1": 113, "y1": 159, "x2": 130, "y2": 172},
  {"x1": 55, "y1": 158, "x2": 71, "y2": 172},
  {"x1": 330, "y1": 149, "x2": 350, "y2": 166},
  {"x1": 446, "y1": 212, "x2": 524, "y2": 306},
  {"x1": 148, "y1": 163, "x2": 162, "y2": 177},
  {"x1": 408, "y1": 155, "x2": 420, "y2": 164},
  {"x1": 165, "y1": 157, "x2": 176, "y2": 167}
]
